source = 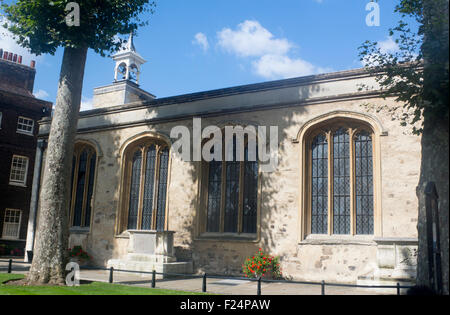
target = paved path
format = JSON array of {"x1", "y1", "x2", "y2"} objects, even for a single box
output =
[{"x1": 0, "y1": 259, "x2": 392, "y2": 295}]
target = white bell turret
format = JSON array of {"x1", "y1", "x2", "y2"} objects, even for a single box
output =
[
  {"x1": 92, "y1": 33, "x2": 155, "y2": 109},
  {"x1": 113, "y1": 33, "x2": 146, "y2": 85}
]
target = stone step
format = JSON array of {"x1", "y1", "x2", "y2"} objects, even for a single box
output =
[
  {"x1": 107, "y1": 259, "x2": 193, "y2": 279},
  {"x1": 126, "y1": 253, "x2": 177, "y2": 263},
  {"x1": 357, "y1": 273, "x2": 415, "y2": 295}
]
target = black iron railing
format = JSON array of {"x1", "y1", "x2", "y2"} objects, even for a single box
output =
[{"x1": 0, "y1": 259, "x2": 413, "y2": 295}]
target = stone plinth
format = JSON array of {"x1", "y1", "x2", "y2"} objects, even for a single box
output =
[
  {"x1": 127, "y1": 230, "x2": 175, "y2": 256},
  {"x1": 107, "y1": 231, "x2": 193, "y2": 279},
  {"x1": 358, "y1": 238, "x2": 418, "y2": 293}
]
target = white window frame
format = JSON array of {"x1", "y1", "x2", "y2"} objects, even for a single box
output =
[
  {"x1": 16, "y1": 116, "x2": 34, "y2": 135},
  {"x1": 9, "y1": 155, "x2": 29, "y2": 187},
  {"x1": 2, "y1": 209, "x2": 22, "y2": 240}
]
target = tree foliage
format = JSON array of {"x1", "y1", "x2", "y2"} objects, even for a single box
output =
[
  {"x1": 1, "y1": 0, "x2": 156, "y2": 56},
  {"x1": 359, "y1": 0, "x2": 449, "y2": 134}
]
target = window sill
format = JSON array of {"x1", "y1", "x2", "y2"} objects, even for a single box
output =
[
  {"x1": 69, "y1": 227, "x2": 90, "y2": 235},
  {"x1": 16, "y1": 131, "x2": 34, "y2": 137},
  {"x1": 196, "y1": 233, "x2": 259, "y2": 243},
  {"x1": 114, "y1": 231, "x2": 131, "y2": 239},
  {"x1": 0, "y1": 238, "x2": 25, "y2": 242},
  {"x1": 8, "y1": 182, "x2": 27, "y2": 188},
  {"x1": 300, "y1": 234, "x2": 377, "y2": 246}
]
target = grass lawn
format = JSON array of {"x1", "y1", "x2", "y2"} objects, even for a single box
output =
[{"x1": 0, "y1": 273, "x2": 207, "y2": 295}]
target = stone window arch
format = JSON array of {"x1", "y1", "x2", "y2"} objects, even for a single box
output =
[
  {"x1": 199, "y1": 127, "x2": 260, "y2": 238},
  {"x1": 297, "y1": 112, "x2": 383, "y2": 240},
  {"x1": 70, "y1": 142, "x2": 98, "y2": 228},
  {"x1": 118, "y1": 136, "x2": 171, "y2": 233}
]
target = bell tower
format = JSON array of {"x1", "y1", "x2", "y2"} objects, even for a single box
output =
[
  {"x1": 113, "y1": 33, "x2": 146, "y2": 84},
  {"x1": 93, "y1": 33, "x2": 155, "y2": 109}
]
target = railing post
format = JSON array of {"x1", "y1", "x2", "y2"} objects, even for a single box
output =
[
  {"x1": 109, "y1": 267, "x2": 114, "y2": 284},
  {"x1": 202, "y1": 273, "x2": 207, "y2": 293},
  {"x1": 321, "y1": 281, "x2": 326, "y2": 295},
  {"x1": 397, "y1": 283, "x2": 401, "y2": 295},
  {"x1": 8, "y1": 259, "x2": 12, "y2": 274},
  {"x1": 257, "y1": 277, "x2": 262, "y2": 296},
  {"x1": 152, "y1": 270, "x2": 156, "y2": 288}
]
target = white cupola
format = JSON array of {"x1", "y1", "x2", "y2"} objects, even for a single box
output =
[
  {"x1": 113, "y1": 33, "x2": 146, "y2": 85},
  {"x1": 92, "y1": 33, "x2": 155, "y2": 109}
]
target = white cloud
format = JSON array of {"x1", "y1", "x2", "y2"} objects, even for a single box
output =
[
  {"x1": 361, "y1": 37, "x2": 401, "y2": 67},
  {"x1": 41, "y1": 95, "x2": 93, "y2": 111},
  {"x1": 253, "y1": 54, "x2": 330, "y2": 79},
  {"x1": 216, "y1": 20, "x2": 330, "y2": 80},
  {"x1": 193, "y1": 32, "x2": 209, "y2": 52},
  {"x1": 80, "y1": 96, "x2": 94, "y2": 112},
  {"x1": 218, "y1": 20, "x2": 292, "y2": 57},
  {"x1": 33, "y1": 89, "x2": 50, "y2": 100},
  {"x1": 378, "y1": 37, "x2": 400, "y2": 54},
  {"x1": 0, "y1": 17, "x2": 42, "y2": 67}
]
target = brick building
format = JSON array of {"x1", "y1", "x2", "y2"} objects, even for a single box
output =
[{"x1": 0, "y1": 49, "x2": 52, "y2": 256}]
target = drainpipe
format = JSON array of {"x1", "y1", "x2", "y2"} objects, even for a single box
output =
[{"x1": 24, "y1": 139, "x2": 47, "y2": 262}]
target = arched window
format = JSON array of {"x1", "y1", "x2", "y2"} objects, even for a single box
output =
[
  {"x1": 121, "y1": 139, "x2": 170, "y2": 232},
  {"x1": 307, "y1": 123, "x2": 374, "y2": 236},
  {"x1": 70, "y1": 143, "x2": 97, "y2": 228},
  {"x1": 202, "y1": 134, "x2": 259, "y2": 236}
]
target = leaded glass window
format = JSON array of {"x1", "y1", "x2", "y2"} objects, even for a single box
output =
[
  {"x1": 355, "y1": 131, "x2": 374, "y2": 235},
  {"x1": 206, "y1": 160, "x2": 222, "y2": 233},
  {"x1": 308, "y1": 125, "x2": 375, "y2": 236},
  {"x1": 333, "y1": 128, "x2": 351, "y2": 235},
  {"x1": 124, "y1": 140, "x2": 170, "y2": 232},
  {"x1": 242, "y1": 146, "x2": 258, "y2": 234},
  {"x1": 311, "y1": 134, "x2": 328, "y2": 234},
  {"x1": 224, "y1": 138, "x2": 240, "y2": 233},
  {"x1": 127, "y1": 150, "x2": 142, "y2": 230},
  {"x1": 73, "y1": 150, "x2": 88, "y2": 227},
  {"x1": 204, "y1": 135, "x2": 259, "y2": 235},
  {"x1": 141, "y1": 146, "x2": 156, "y2": 230},
  {"x1": 156, "y1": 148, "x2": 169, "y2": 231},
  {"x1": 70, "y1": 143, "x2": 97, "y2": 228}
]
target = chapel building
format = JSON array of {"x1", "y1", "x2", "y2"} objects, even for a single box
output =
[{"x1": 27, "y1": 35, "x2": 421, "y2": 285}]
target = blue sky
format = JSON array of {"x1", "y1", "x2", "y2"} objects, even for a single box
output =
[{"x1": 0, "y1": 0, "x2": 418, "y2": 110}]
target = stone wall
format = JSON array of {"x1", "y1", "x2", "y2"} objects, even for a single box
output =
[{"x1": 62, "y1": 95, "x2": 421, "y2": 283}]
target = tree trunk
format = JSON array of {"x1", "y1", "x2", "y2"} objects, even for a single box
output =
[
  {"x1": 416, "y1": 0, "x2": 449, "y2": 295},
  {"x1": 26, "y1": 46, "x2": 88, "y2": 285},
  {"x1": 416, "y1": 117, "x2": 449, "y2": 294}
]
